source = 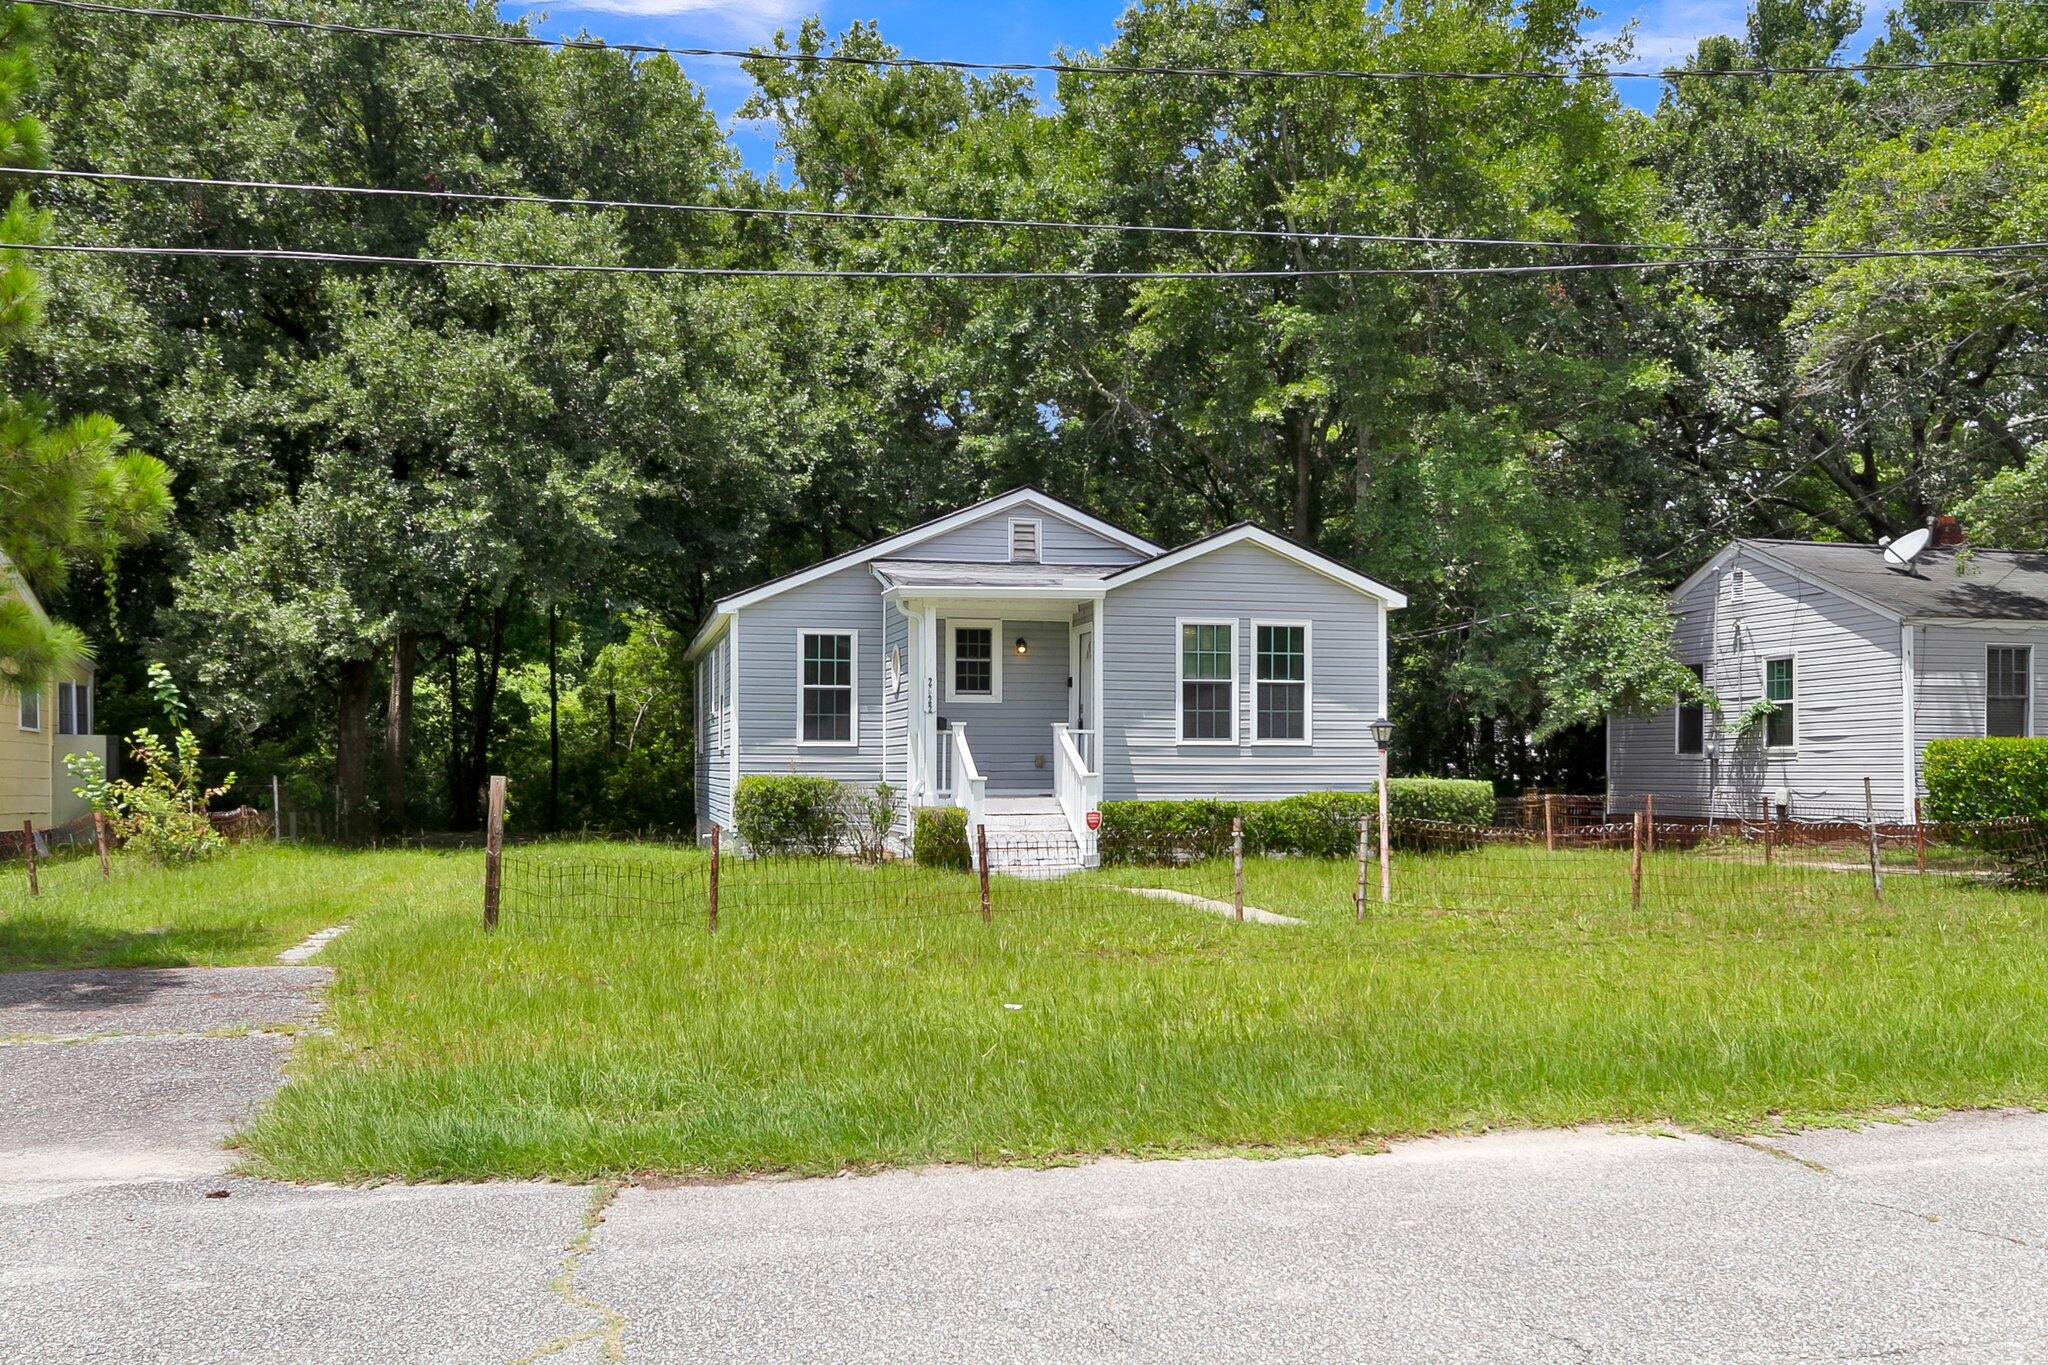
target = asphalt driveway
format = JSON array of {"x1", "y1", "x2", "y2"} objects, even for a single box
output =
[{"x1": 4, "y1": 962, "x2": 2046, "y2": 1363}]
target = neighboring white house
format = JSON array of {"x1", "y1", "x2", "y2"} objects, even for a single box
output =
[
  {"x1": 1608, "y1": 528, "x2": 2048, "y2": 820},
  {"x1": 687, "y1": 488, "x2": 1406, "y2": 864}
]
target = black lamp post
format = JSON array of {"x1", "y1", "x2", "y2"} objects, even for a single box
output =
[{"x1": 1371, "y1": 717, "x2": 1393, "y2": 903}]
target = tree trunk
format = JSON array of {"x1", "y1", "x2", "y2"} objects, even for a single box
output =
[
  {"x1": 382, "y1": 628, "x2": 416, "y2": 832},
  {"x1": 548, "y1": 604, "x2": 560, "y2": 834},
  {"x1": 335, "y1": 657, "x2": 375, "y2": 839},
  {"x1": 464, "y1": 606, "x2": 508, "y2": 828}
]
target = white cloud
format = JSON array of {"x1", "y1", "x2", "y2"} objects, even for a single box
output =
[
  {"x1": 1587, "y1": 0, "x2": 1750, "y2": 68},
  {"x1": 543, "y1": 0, "x2": 796, "y2": 17}
]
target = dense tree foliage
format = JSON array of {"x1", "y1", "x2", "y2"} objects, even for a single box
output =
[{"x1": 3, "y1": 0, "x2": 2043, "y2": 827}]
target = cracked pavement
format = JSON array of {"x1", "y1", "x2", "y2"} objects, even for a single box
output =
[{"x1": 4, "y1": 965, "x2": 2047, "y2": 1362}]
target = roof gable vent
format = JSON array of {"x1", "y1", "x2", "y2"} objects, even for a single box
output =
[{"x1": 1008, "y1": 518, "x2": 1041, "y2": 563}]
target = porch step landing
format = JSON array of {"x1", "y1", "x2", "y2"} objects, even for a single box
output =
[{"x1": 978, "y1": 796, "x2": 1085, "y2": 878}]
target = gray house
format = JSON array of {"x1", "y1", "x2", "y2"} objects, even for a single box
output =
[
  {"x1": 1608, "y1": 532, "x2": 2048, "y2": 820},
  {"x1": 688, "y1": 488, "x2": 1406, "y2": 865}
]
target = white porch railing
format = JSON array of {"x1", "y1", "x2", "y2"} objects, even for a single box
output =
[
  {"x1": 948, "y1": 725, "x2": 987, "y2": 867},
  {"x1": 1052, "y1": 723, "x2": 1102, "y2": 866}
]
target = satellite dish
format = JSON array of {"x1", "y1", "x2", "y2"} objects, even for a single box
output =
[{"x1": 1882, "y1": 526, "x2": 1932, "y2": 570}]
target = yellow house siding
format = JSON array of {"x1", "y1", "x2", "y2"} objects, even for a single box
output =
[{"x1": 0, "y1": 681, "x2": 54, "y2": 827}]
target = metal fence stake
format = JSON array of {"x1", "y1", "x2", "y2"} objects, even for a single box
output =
[
  {"x1": 1865, "y1": 776, "x2": 1884, "y2": 904},
  {"x1": 976, "y1": 824, "x2": 991, "y2": 924},
  {"x1": 21, "y1": 819, "x2": 37, "y2": 896},
  {"x1": 707, "y1": 825, "x2": 721, "y2": 933},
  {"x1": 483, "y1": 775, "x2": 505, "y2": 930},
  {"x1": 1354, "y1": 815, "x2": 1369, "y2": 922},
  {"x1": 93, "y1": 811, "x2": 110, "y2": 879},
  {"x1": 1231, "y1": 817, "x2": 1244, "y2": 922}
]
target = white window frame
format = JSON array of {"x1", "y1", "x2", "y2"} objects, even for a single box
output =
[
  {"x1": 17, "y1": 685, "x2": 38, "y2": 733},
  {"x1": 1250, "y1": 619, "x2": 1313, "y2": 746},
  {"x1": 1675, "y1": 662, "x2": 1706, "y2": 759},
  {"x1": 1007, "y1": 518, "x2": 1043, "y2": 564},
  {"x1": 945, "y1": 619, "x2": 1002, "y2": 704},
  {"x1": 796, "y1": 629, "x2": 859, "y2": 747},
  {"x1": 1762, "y1": 653, "x2": 1798, "y2": 752},
  {"x1": 57, "y1": 680, "x2": 92, "y2": 736},
  {"x1": 1175, "y1": 616, "x2": 1239, "y2": 746},
  {"x1": 1986, "y1": 644, "x2": 2033, "y2": 738}
]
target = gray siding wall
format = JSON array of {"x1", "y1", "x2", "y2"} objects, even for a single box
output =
[
  {"x1": 1913, "y1": 623, "x2": 2048, "y2": 782},
  {"x1": 882, "y1": 600, "x2": 911, "y2": 835},
  {"x1": 936, "y1": 618, "x2": 1069, "y2": 792},
  {"x1": 1096, "y1": 541, "x2": 1384, "y2": 801},
  {"x1": 697, "y1": 634, "x2": 732, "y2": 830},
  {"x1": 909, "y1": 498, "x2": 1147, "y2": 565},
  {"x1": 1609, "y1": 550, "x2": 1906, "y2": 816},
  {"x1": 735, "y1": 565, "x2": 886, "y2": 787}
]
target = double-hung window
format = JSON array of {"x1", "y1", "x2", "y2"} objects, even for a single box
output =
[
  {"x1": 1179, "y1": 621, "x2": 1236, "y2": 743},
  {"x1": 1763, "y1": 656, "x2": 1796, "y2": 749},
  {"x1": 799, "y1": 631, "x2": 856, "y2": 744},
  {"x1": 56, "y1": 681, "x2": 91, "y2": 736},
  {"x1": 1676, "y1": 663, "x2": 1705, "y2": 757},
  {"x1": 1988, "y1": 646, "x2": 2032, "y2": 737},
  {"x1": 17, "y1": 686, "x2": 38, "y2": 732},
  {"x1": 1253, "y1": 623, "x2": 1309, "y2": 743},
  {"x1": 947, "y1": 621, "x2": 999, "y2": 702}
]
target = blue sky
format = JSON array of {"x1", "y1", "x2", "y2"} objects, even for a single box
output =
[{"x1": 513, "y1": 1, "x2": 1878, "y2": 175}]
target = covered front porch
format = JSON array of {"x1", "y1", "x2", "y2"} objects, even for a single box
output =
[{"x1": 878, "y1": 563, "x2": 1107, "y2": 865}]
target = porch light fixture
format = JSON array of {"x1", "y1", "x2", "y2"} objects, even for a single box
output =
[
  {"x1": 1371, "y1": 716, "x2": 1394, "y2": 748},
  {"x1": 1014, "y1": 636, "x2": 1029, "y2": 657}
]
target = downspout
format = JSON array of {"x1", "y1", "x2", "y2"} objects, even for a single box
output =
[{"x1": 1900, "y1": 622, "x2": 1917, "y2": 821}]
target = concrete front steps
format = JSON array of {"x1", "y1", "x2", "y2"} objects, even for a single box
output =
[{"x1": 979, "y1": 797, "x2": 1086, "y2": 877}]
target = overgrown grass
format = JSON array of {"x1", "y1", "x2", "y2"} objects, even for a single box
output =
[
  {"x1": 209, "y1": 841, "x2": 2048, "y2": 1182},
  {"x1": 0, "y1": 844, "x2": 431, "y2": 970}
]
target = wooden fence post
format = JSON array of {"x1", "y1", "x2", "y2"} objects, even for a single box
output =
[
  {"x1": 1231, "y1": 816, "x2": 1244, "y2": 923},
  {"x1": 976, "y1": 824, "x2": 991, "y2": 924},
  {"x1": 1644, "y1": 794, "x2": 1655, "y2": 853},
  {"x1": 21, "y1": 819, "x2": 37, "y2": 896},
  {"x1": 707, "y1": 825, "x2": 721, "y2": 933},
  {"x1": 1543, "y1": 794, "x2": 1557, "y2": 852},
  {"x1": 1630, "y1": 811, "x2": 1644, "y2": 911},
  {"x1": 1354, "y1": 815, "x2": 1369, "y2": 922},
  {"x1": 1378, "y1": 776, "x2": 1393, "y2": 905},
  {"x1": 1913, "y1": 798, "x2": 1926, "y2": 873},
  {"x1": 482, "y1": 775, "x2": 505, "y2": 930},
  {"x1": 92, "y1": 811, "x2": 110, "y2": 880},
  {"x1": 1864, "y1": 775, "x2": 1884, "y2": 904}
]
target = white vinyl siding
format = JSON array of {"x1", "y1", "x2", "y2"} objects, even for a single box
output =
[
  {"x1": 934, "y1": 617, "x2": 1069, "y2": 793},
  {"x1": 1916, "y1": 625, "x2": 2048, "y2": 787},
  {"x1": 734, "y1": 564, "x2": 886, "y2": 786},
  {"x1": 1099, "y1": 540, "x2": 1386, "y2": 801},
  {"x1": 909, "y1": 497, "x2": 1148, "y2": 565}
]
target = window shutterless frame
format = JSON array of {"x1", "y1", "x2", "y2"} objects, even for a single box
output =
[
  {"x1": 17, "y1": 685, "x2": 39, "y2": 732},
  {"x1": 1987, "y1": 644, "x2": 2032, "y2": 738},
  {"x1": 1762, "y1": 654, "x2": 1797, "y2": 750},
  {"x1": 1675, "y1": 662, "x2": 1706, "y2": 758},
  {"x1": 796, "y1": 629, "x2": 858, "y2": 746},
  {"x1": 1175, "y1": 617, "x2": 1238, "y2": 745},
  {"x1": 944, "y1": 619, "x2": 1001, "y2": 703},
  {"x1": 1250, "y1": 619, "x2": 1312, "y2": 744}
]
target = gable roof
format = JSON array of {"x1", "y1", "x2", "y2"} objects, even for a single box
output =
[
  {"x1": 1102, "y1": 523, "x2": 1408, "y2": 608},
  {"x1": 1675, "y1": 538, "x2": 2048, "y2": 623},
  {"x1": 686, "y1": 488, "x2": 1161, "y2": 657},
  {"x1": 871, "y1": 559, "x2": 1126, "y2": 591}
]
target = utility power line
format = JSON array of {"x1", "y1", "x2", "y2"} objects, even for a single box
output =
[
  {"x1": 25, "y1": 0, "x2": 2048, "y2": 83},
  {"x1": 12, "y1": 239, "x2": 2048, "y2": 279},
  {"x1": 15, "y1": 168, "x2": 2048, "y2": 266}
]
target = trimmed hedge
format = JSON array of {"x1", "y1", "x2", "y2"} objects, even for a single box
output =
[
  {"x1": 733, "y1": 775, "x2": 847, "y2": 855},
  {"x1": 913, "y1": 806, "x2": 972, "y2": 871},
  {"x1": 1098, "y1": 780, "x2": 1494, "y2": 865},
  {"x1": 1924, "y1": 738, "x2": 2048, "y2": 823}
]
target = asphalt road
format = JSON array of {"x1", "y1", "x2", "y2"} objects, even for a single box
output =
[{"x1": 4, "y1": 964, "x2": 2046, "y2": 1363}]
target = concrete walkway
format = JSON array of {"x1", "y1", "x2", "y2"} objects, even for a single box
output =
[
  {"x1": 1125, "y1": 885, "x2": 1305, "y2": 925},
  {"x1": 5, "y1": 963, "x2": 2047, "y2": 1363}
]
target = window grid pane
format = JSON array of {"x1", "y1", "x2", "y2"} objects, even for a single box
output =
[
  {"x1": 1182, "y1": 681, "x2": 1233, "y2": 740},
  {"x1": 1257, "y1": 682, "x2": 1305, "y2": 741},
  {"x1": 954, "y1": 628, "x2": 993, "y2": 695},
  {"x1": 801, "y1": 633, "x2": 854, "y2": 742},
  {"x1": 1989, "y1": 647, "x2": 2030, "y2": 737},
  {"x1": 1181, "y1": 623, "x2": 1231, "y2": 681},
  {"x1": 1256, "y1": 626, "x2": 1305, "y2": 683}
]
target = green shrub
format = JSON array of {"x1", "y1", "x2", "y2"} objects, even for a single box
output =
[
  {"x1": 734, "y1": 775, "x2": 847, "y2": 855},
  {"x1": 1098, "y1": 780, "x2": 1496, "y2": 865},
  {"x1": 913, "y1": 806, "x2": 971, "y2": 870},
  {"x1": 1924, "y1": 738, "x2": 2048, "y2": 822}
]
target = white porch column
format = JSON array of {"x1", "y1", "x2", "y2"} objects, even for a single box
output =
[{"x1": 918, "y1": 604, "x2": 940, "y2": 801}]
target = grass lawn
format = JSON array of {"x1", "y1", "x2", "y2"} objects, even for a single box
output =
[
  {"x1": 13, "y1": 840, "x2": 2048, "y2": 1182},
  {"x1": 0, "y1": 844, "x2": 436, "y2": 970},
  {"x1": 216, "y1": 840, "x2": 2048, "y2": 1182}
]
